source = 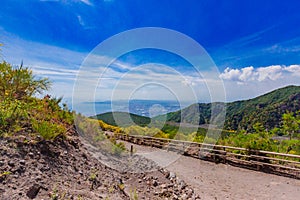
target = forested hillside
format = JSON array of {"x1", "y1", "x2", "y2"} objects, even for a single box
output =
[{"x1": 154, "y1": 85, "x2": 300, "y2": 131}]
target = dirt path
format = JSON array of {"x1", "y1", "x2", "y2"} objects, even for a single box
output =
[{"x1": 121, "y1": 141, "x2": 300, "y2": 200}]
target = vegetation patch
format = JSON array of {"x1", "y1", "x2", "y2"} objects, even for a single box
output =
[{"x1": 0, "y1": 61, "x2": 73, "y2": 140}]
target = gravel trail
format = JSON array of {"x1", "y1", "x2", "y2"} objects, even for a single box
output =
[{"x1": 121, "y1": 140, "x2": 300, "y2": 200}]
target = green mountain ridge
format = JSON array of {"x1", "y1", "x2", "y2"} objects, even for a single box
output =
[
  {"x1": 155, "y1": 85, "x2": 300, "y2": 131},
  {"x1": 94, "y1": 85, "x2": 300, "y2": 132}
]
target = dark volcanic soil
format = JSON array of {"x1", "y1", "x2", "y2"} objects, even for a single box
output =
[{"x1": 0, "y1": 131, "x2": 199, "y2": 200}]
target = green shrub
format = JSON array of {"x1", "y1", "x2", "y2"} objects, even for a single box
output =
[
  {"x1": 112, "y1": 142, "x2": 126, "y2": 156},
  {"x1": 0, "y1": 61, "x2": 74, "y2": 140},
  {"x1": 32, "y1": 120, "x2": 66, "y2": 140}
]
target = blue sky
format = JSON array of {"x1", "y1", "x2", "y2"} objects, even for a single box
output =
[{"x1": 1, "y1": 0, "x2": 300, "y2": 107}]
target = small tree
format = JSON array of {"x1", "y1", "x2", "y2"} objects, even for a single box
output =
[
  {"x1": 0, "y1": 61, "x2": 52, "y2": 134},
  {"x1": 253, "y1": 122, "x2": 268, "y2": 138},
  {"x1": 282, "y1": 112, "x2": 299, "y2": 140},
  {"x1": 0, "y1": 61, "x2": 51, "y2": 100}
]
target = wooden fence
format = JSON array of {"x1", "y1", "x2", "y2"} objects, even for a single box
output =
[{"x1": 115, "y1": 134, "x2": 300, "y2": 179}]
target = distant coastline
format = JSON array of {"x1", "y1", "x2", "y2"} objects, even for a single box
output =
[{"x1": 76, "y1": 99, "x2": 191, "y2": 117}]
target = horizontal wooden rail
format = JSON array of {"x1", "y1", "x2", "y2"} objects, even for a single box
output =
[{"x1": 116, "y1": 134, "x2": 300, "y2": 179}]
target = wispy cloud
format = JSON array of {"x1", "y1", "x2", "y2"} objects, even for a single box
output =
[
  {"x1": 39, "y1": 0, "x2": 60, "y2": 2},
  {"x1": 211, "y1": 25, "x2": 300, "y2": 69},
  {"x1": 77, "y1": 15, "x2": 85, "y2": 27},
  {"x1": 0, "y1": 29, "x2": 86, "y2": 69},
  {"x1": 0, "y1": 27, "x2": 87, "y2": 100},
  {"x1": 223, "y1": 26, "x2": 275, "y2": 49},
  {"x1": 40, "y1": 0, "x2": 94, "y2": 6},
  {"x1": 264, "y1": 44, "x2": 300, "y2": 54},
  {"x1": 79, "y1": 0, "x2": 93, "y2": 6},
  {"x1": 31, "y1": 65, "x2": 78, "y2": 79}
]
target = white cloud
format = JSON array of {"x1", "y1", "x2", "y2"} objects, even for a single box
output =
[
  {"x1": 256, "y1": 65, "x2": 282, "y2": 81},
  {"x1": 219, "y1": 68, "x2": 241, "y2": 81},
  {"x1": 239, "y1": 66, "x2": 254, "y2": 81},
  {"x1": 219, "y1": 64, "x2": 300, "y2": 102},
  {"x1": 220, "y1": 65, "x2": 300, "y2": 83},
  {"x1": 284, "y1": 65, "x2": 300, "y2": 76}
]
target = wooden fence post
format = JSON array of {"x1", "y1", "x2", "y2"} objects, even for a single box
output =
[{"x1": 130, "y1": 145, "x2": 133, "y2": 156}]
